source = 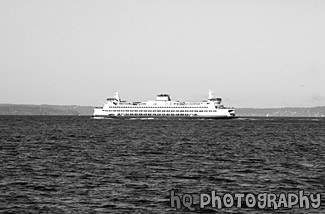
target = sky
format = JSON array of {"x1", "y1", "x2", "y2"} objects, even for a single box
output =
[{"x1": 1, "y1": 0, "x2": 325, "y2": 108}]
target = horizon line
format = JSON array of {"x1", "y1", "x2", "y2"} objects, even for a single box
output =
[{"x1": 1, "y1": 103, "x2": 325, "y2": 109}]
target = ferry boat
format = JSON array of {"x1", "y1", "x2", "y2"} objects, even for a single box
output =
[{"x1": 93, "y1": 91, "x2": 236, "y2": 119}]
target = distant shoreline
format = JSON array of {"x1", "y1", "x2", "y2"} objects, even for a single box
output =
[
  {"x1": 0, "y1": 104, "x2": 324, "y2": 117},
  {"x1": 0, "y1": 115, "x2": 324, "y2": 118}
]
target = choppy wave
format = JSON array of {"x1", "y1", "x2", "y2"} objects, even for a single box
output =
[{"x1": 0, "y1": 116, "x2": 324, "y2": 213}]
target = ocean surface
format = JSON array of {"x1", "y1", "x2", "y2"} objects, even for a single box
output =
[{"x1": 0, "y1": 116, "x2": 325, "y2": 213}]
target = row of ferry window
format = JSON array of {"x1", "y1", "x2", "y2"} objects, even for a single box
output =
[
  {"x1": 116, "y1": 113, "x2": 197, "y2": 116},
  {"x1": 109, "y1": 106, "x2": 209, "y2": 108},
  {"x1": 104, "y1": 109, "x2": 217, "y2": 112}
]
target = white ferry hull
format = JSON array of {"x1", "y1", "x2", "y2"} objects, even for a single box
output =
[
  {"x1": 93, "y1": 92, "x2": 236, "y2": 119},
  {"x1": 92, "y1": 115, "x2": 236, "y2": 119},
  {"x1": 92, "y1": 107, "x2": 236, "y2": 119}
]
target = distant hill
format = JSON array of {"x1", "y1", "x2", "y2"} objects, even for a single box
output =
[
  {"x1": 0, "y1": 104, "x2": 93, "y2": 115},
  {"x1": 0, "y1": 104, "x2": 325, "y2": 117},
  {"x1": 236, "y1": 106, "x2": 325, "y2": 117}
]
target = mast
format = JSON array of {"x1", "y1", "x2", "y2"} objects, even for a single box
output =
[
  {"x1": 114, "y1": 92, "x2": 121, "y2": 103},
  {"x1": 208, "y1": 90, "x2": 214, "y2": 100}
]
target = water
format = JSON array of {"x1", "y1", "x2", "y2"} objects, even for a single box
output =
[{"x1": 0, "y1": 116, "x2": 325, "y2": 213}]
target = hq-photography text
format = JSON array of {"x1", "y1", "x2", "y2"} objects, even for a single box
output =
[{"x1": 169, "y1": 190, "x2": 321, "y2": 211}]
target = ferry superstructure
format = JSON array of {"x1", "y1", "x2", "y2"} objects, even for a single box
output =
[{"x1": 93, "y1": 91, "x2": 236, "y2": 119}]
